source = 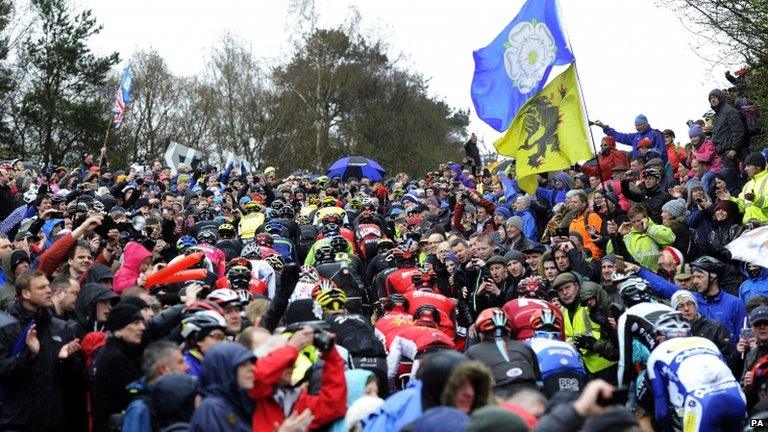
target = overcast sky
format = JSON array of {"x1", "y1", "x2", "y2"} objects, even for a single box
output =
[{"x1": 81, "y1": 0, "x2": 736, "y2": 156}]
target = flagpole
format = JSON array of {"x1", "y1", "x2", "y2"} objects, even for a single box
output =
[
  {"x1": 102, "y1": 117, "x2": 113, "y2": 149},
  {"x1": 556, "y1": 0, "x2": 606, "y2": 192}
]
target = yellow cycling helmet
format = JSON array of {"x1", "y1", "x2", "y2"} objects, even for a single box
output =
[{"x1": 313, "y1": 279, "x2": 347, "y2": 312}]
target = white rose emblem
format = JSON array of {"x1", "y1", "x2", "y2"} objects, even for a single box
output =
[{"x1": 503, "y1": 19, "x2": 557, "y2": 94}]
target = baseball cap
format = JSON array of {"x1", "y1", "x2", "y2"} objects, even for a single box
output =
[{"x1": 751, "y1": 306, "x2": 768, "y2": 326}]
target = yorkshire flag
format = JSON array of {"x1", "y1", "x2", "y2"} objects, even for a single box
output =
[
  {"x1": 471, "y1": 0, "x2": 574, "y2": 132},
  {"x1": 493, "y1": 64, "x2": 593, "y2": 195}
]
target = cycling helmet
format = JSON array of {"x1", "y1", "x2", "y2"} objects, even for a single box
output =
[
  {"x1": 313, "y1": 279, "x2": 347, "y2": 312},
  {"x1": 314, "y1": 245, "x2": 336, "y2": 264},
  {"x1": 391, "y1": 241, "x2": 418, "y2": 264},
  {"x1": 382, "y1": 293, "x2": 410, "y2": 312},
  {"x1": 177, "y1": 235, "x2": 198, "y2": 251},
  {"x1": 319, "y1": 223, "x2": 340, "y2": 237},
  {"x1": 413, "y1": 305, "x2": 440, "y2": 328},
  {"x1": 184, "y1": 300, "x2": 224, "y2": 315},
  {"x1": 295, "y1": 215, "x2": 311, "y2": 226},
  {"x1": 197, "y1": 229, "x2": 218, "y2": 245},
  {"x1": 517, "y1": 276, "x2": 546, "y2": 299},
  {"x1": 348, "y1": 198, "x2": 363, "y2": 211},
  {"x1": 264, "y1": 254, "x2": 285, "y2": 273},
  {"x1": 329, "y1": 235, "x2": 349, "y2": 253},
  {"x1": 321, "y1": 197, "x2": 337, "y2": 208},
  {"x1": 227, "y1": 266, "x2": 252, "y2": 290},
  {"x1": 181, "y1": 310, "x2": 226, "y2": 340},
  {"x1": 653, "y1": 311, "x2": 691, "y2": 339},
  {"x1": 307, "y1": 195, "x2": 320, "y2": 206},
  {"x1": 218, "y1": 223, "x2": 236, "y2": 236},
  {"x1": 196, "y1": 208, "x2": 215, "y2": 222},
  {"x1": 691, "y1": 255, "x2": 724, "y2": 279},
  {"x1": 244, "y1": 201, "x2": 261, "y2": 212},
  {"x1": 377, "y1": 238, "x2": 395, "y2": 253},
  {"x1": 529, "y1": 307, "x2": 563, "y2": 339},
  {"x1": 475, "y1": 307, "x2": 512, "y2": 333},
  {"x1": 255, "y1": 232, "x2": 274, "y2": 248},
  {"x1": 299, "y1": 265, "x2": 320, "y2": 283},
  {"x1": 22, "y1": 188, "x2": 38, "y2": 204},
  {"x1": 392, "y1": 189, "x2": 405, "y2": 200},
  {"x1": 206, "y1": 288, "x2": 242, "y2": 310},
  {"x1": 270, "y1": 200, "x2": 286, "y2": 211},
  {"x1": 227, "y1": 257, "x2": 252, "y2": 271},
  {"x1": 241, "y1": 242, "x2": 261, "y2": 259},
  {"x1": 264, "y1": 220, "x2": 285, "y2": 235},
  {"x1": 321, "y1": 213, "x2": 342, "y2": 225},
  {"x1": 618, "y1": 277, "x2": 651, "y2": 305},
  {"x1": 278, "y1": 205, "x2": 295, "y2": 219}
]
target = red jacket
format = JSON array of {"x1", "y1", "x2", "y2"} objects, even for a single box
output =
[
  {"x1": 250, "y1": 345, "x2": 347, "y2": 431},
  {"x1": 375, "y1": 311, "x2": 414, "y2": 349},
  {"x1": 596, "y1": 150, "x2": 630, "y2": 181}
]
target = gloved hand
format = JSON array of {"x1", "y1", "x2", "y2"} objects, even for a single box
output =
[{"x1": 572, "y1": 334, "x2": 598, "y2": 351}]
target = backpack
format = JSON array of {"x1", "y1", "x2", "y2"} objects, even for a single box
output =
[{"x1": 82, "y1": 331, "x2": 107, "y2": 432}]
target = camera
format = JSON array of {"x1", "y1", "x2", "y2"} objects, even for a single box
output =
[{"x1": 284, "y1": 320, "x2": 335, "y2": 352}]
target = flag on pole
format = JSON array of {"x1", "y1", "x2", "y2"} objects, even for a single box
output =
[
  {"x1": 111, "y1": 67, "x2": 133, "y2": 128},
  {"x1": 493, "y1": 64, "x2": 593, "y2": 195},
  {"x1": 471, "y1": 0, "x2": 574, "y2": 132}
]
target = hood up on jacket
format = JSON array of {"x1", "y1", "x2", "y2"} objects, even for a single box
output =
[
  {"x1": 74, "y1": 282, "x2": 118, "y2": 331},
  {"x1": 345, "y1": 369, "x2": 374, "y2": 407},
  {"x1": 709, "y1": 89, "x2": 727, "y2": 111},
  {"x1": 121, "y1": 242, "x2": 152, "y2": 274},
  {"x1": 416, "y1": 351, "x2": 492, "y2": 413},
  {"x1": 199, "y1": 342, "x2": 255, "y2": 423},
  {"x1": 151, "y1": 372, "x2": 198, "y2": 427},
  {"x1": 553, "y1": 172, "x2": 573, "y2": 190},
  {"x1": 86, "y1": 264, "x2": 115, "y2": 284},
  {"x1": 579, "y1": 281, "x2": 612, "y2": 310}
]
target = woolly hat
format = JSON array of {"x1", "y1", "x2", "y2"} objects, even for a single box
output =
[
  {"x1": 426, "y1": 197, "x2": 440, "y2": 207},
  {"x1": 494, "y1": 206, "x2": 512, "y2": 219},
  {"x1": 637, "y1": 138, "x2": 652, "y2": 149},
  {"x1": 688, "y1": 124, "x2": 703, "y2": 138},
  {"x1": 600, "y1": 254, "x2": 616, "y2": 265},
  {"x1": 505, "y1": 216, "x2": 524, "y2": 232},
  {"x1": 503, "y1": 250, "x2": 526, "y2": 266},
  {"x1": 661, "y1": 198, "x2": 686, "y2": 218},
  {"x1": 635, "y1": 114, "x2": 648, "y2": 124},
  {"x1": 10, "y1": 250, "x2": 29, "y2": 273},
  {"x1": 583, "y1": 407, "x2": 639, "y2": 432},
  {"x1": 466, "y1": 406, "x2": 527, "y2": 432},
  {"x1": 601, "y1": 136, "x2": 616, "y2": 148},
  {"x1": 745, "y1": 152, "x2": 766, "y2": 169},
  {"x1": 463, "y1": 204, "x2": 476, "y2": 215},
  {"x1": 661, "y1": 246, "x2": 684, "y2": 266},
  {"x1": 670, "y1": 290, "x2": 697, "y2": 311},
  {"x1": 105, "y1": 303, "x2": 144, "y2": 332},
  {"x1": 401, "y1": 193, "x2": 419, "y2": 205}
]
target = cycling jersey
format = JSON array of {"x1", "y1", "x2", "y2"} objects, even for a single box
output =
[
  {"x1": 527, "y1": 337, "x2": 586, "y2": 396},
  {"x1": 239, "y1": 213, "x2": 265, "y2": 239},
  {"x1": 195, "y1": 243, "x2": 227, "y2": 277},
  {"x1": 404, "y1": 289, "x2": 457, "y2": 339},
  {"x1": 183, "y1": 349, "x2": 203, "y2": 379},
  {"x1": 385, "y1": 326, "x2": 456, "y2": 381},
  {"x1": 375, "y1": 267, "x2": 421, "y2": 299},
  {"x1": 466, "y1": 338, "x2": 540, "y2": 395},
  {"x1": 374, "y1": 312, "x2": 414, "y2": 349},
  {"x1": 617, "y1": 302, "x2": 674, "y2": 387},
  {"x1": 647, "y1": 336, "x2": 746, "y2": 432}
]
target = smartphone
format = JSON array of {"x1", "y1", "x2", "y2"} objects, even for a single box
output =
[
  {"x1": 555, "y1": 227, "x2": 569, "y2": 237},
  {"x1": 597, "y1": 386, "x2": 629, "y2": 406},
  {"x1": 94, "y1": 215, "x2": 117, "y2": 239},
  {"x1": 741, "y1": 328, "x2": 756, "y2": 341}
]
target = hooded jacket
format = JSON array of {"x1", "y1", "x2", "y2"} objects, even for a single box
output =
[
  {"x1": 364, "y1": 351, "x2": 491, "y2": 432},
  {"x1": 67, "y1": 282, "x2": 117, "y2": 338},
  {"x1": 621, "y1": 219, "x2": 675, "y2": 271},
  {"x1": 189, "y1": 343, "x2": 255, "y2": 432},
  {"x1": 536, "y1": 172, "x2": 572, "y2": 207},
  {"x1": 0, "y1": 303, "x2": 81, "y2": 432},
  {"x1": 595, "y1": 138, "x2": 630, "y2": 181},
  {"x1": 709, "y1": 89, "x2": 747, "y2": 158},
  {"x1": 249, "y1": 344, "x2": 347, "y2": 431},
  {"x1": 0, "y1": 251, "x2": 20, "y2": 311},
  {"x1": 92, "y1": 336, "x2": 144, "y2": 432},
  {"x1": 113, "y1": 242, "x2": 152, "y2": 294},
  {"x1": 732, "y1": 169, "x2": 768, "y2": 223},
  {"x1": 739, "y1": 265, "x2": 768, "y2": 304},
  {"x1": 86, "y1": 264, "x2": 115, "y2": 285},
  {"x1": 602, "y1": 123, "x2": 667, "y2": 161}
]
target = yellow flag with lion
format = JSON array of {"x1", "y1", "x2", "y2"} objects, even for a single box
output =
[{"x1": 494, "y1": 64, "x2": 593, "y2": 195}]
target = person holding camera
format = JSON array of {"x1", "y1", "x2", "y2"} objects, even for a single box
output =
[
  {"x1": 619, "y1": 167, "x2": 673, "y2": 224},
  {"x1": 249, "y1": 324, "x2": 347, "y2": 431}
]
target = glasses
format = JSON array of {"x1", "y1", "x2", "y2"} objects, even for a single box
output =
[
  {"x1": 754, "y1": 322, "x2": 768, "y2": 328},
  {"x1": 207, "y1": 332, "x2": 226, "y2": 341}
]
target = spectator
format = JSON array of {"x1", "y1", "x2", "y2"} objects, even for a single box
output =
[
  {"x1": 709, "y1": 89, "x2": 747, "y2": 192},
  {"x1": 593, "y1": 115, "x2": 666, "y2": 161}
]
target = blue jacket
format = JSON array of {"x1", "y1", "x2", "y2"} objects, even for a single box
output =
[
  {"x1": 363, "y1": 379, "x2": 423, "y2": 432},
  {"x1": 739, "y1": 266, "x2": 768, "y2": 305},
  {"x1": 536, "y1": 172, "x2": 572, "y2": 206},
  {"x1": 188, "y1": 343, "x2": 254, "y2": 432},
  {"x1": 603, "y1": 125, "x2": 667, "y2": 161},
  {"x1": 639, "y1": 268, "x2": 745, "y2": 345},
  {"x1": 515, "y1": 208, "x2": 539, "y2": 241}
]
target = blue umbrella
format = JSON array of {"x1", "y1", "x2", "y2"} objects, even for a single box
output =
[{"x1": 326, "y1": 156, "x2": 385, "y2": 181}]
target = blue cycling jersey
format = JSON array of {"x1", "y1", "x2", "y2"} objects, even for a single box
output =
[{"x1": 526, "y1": 337, "x2": 586, "y2": 378}]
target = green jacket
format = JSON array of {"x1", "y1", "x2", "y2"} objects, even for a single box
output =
[
  {"x1": 621, "y1": 220, "x2": 675, "y2": 271},
  {"x1": 733, "y1": 169, "x2": 768, "y2": 223}
]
